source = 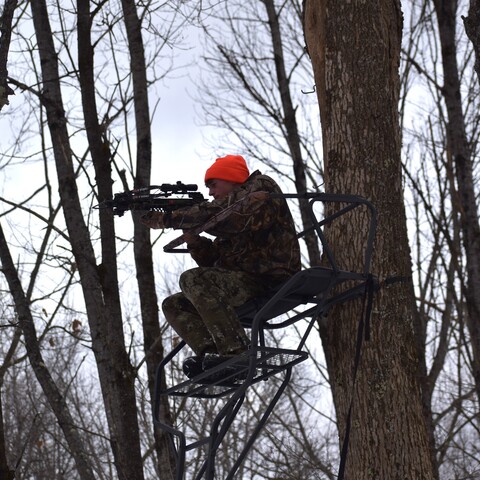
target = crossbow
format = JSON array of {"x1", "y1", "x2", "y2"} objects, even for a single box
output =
[{"x1": 96, "y1": 182, "x2": 205, "y2": 217}]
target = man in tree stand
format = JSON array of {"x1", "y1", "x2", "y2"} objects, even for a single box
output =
[{"x1": 141, "y1": 154, "x2": 300, "y2": 378}]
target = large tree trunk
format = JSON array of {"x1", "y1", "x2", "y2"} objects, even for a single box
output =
[{"x1": 304, "y1": 1, "x2": 436, "y2": 478}]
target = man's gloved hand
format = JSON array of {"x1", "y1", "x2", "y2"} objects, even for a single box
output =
[{"x1": 140, "y1": 211, "x2": 165, "y2": 229}]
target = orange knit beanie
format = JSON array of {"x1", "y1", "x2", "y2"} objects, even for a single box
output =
[{"x1": 204, "y1": 155, "x2": 250, "y2": 184}]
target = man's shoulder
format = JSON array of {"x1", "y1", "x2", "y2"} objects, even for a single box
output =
[{"x1": 244, "y1": 170, "x2": 281, "y2": 193}]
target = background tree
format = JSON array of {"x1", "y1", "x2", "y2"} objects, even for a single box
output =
[
  {"x1": 401, "y1": 0, "x2": 480, "y2": 476},
  {"x1": 0, "y1": 1, "x2": 192, "y2": 477},
  {"x1": 31, "y1": 1, "x2": 145, "y2": 477},
  {"x1": 432, "y1": 0, "x2": 480, "y2": 406},
  {"x1": 0, "y1": 0, "x2": 17, "y2": 110},
  {"x1": 0, "y1": 222, "x2": 96, "y2": 480}
]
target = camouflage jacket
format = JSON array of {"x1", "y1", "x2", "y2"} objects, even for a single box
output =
[{"x1": 164, "y1": 170, "x2": 301, "y2": 286}]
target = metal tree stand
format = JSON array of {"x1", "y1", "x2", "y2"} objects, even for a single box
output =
[{"x1": 153, "y1": 193, "x2": 378, "y2": 479}]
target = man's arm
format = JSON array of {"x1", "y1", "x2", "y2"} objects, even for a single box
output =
[{"x1": 183, "y1": 233, "x2": 219, "y2": 267}]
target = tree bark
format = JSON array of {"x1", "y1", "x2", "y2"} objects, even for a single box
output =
[
  {"x1": 304, "y1": 1, "x2": 436, "y2": 478},
  {"x1": 31, "y1": 2, "x2": 144, "y2": 478}
]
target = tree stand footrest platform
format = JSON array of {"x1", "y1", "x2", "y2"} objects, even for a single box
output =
[{"x1": 159, "y1": 347, "x2": 309, "y2": 399}]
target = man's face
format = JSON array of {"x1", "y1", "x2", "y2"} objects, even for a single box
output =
[{"x1": 206, "y1": 179, "x2": 238, "y2": 200}]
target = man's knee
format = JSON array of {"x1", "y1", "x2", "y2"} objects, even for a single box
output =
[
  {"x1": 179, "y1": 267, "x2": 209, "y2": 294},
  {"x1": 162, "y1": 292, "x2": 185, "y2": 317}
]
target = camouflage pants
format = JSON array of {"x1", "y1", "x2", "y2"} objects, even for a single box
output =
[{"x1": 162, "y1": 267, "x2": 271, "y2": 356}]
